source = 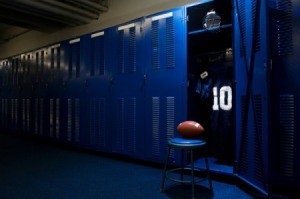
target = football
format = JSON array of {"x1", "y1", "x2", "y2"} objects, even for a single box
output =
[{"x1": 177, "y1": 121, "x2": 205, "y2": 139}]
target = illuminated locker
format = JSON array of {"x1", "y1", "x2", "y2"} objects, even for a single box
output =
[
  {"x1": 144, "y1": 8, "x2": 187, "y2": 163},
  {"x1": 110, "y1": 20, "x2": 145, "y2": 158}
]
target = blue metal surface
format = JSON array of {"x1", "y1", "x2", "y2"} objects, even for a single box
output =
[
  {"x1": 143, "y1": 8, "x2": 187, "y2": 163},
  {"x1": 82, "y1": 29, "x2": 111, "y2": 152},
  {"x1": 233, "y1": 0, "x2": 269, "y2": 193},
  {"x1": 109, "y1": 19, "x2": 145, "y2": 158},
  {"x1": 269, "y1": 0, "x2": 300, "y2": 191}
]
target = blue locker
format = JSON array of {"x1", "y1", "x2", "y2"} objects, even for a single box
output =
[
  {"x1": 64, "y1": 37, "x2": 84, "y2": 145},
  {"x1": 110, "y1": 20, "x2": 145, "y2": 158},
  {"x1": 144, "y1": 8, "x2": 187, "y2": 163},
  {"x1": 58, "y1": 41, "x2": 72, "y2": 143},
  {"x1": 83, "y1": 29, "x2": 111, "y2": 152},
  {"x1": 47, "y1": 44, "x2": 63, "y2": 141},
  {"x1": 234, "y1": 0, "x2": 269, "y2": 194},
  {"x1": 31, "y1": 49, "x2": 49, "y2": 138},
  {"x1": 269, "y1": 0, "x2": 300, "y2": 192}
]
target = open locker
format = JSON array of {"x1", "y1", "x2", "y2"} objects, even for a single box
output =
[
  {"x1": 186, "y1": 0, "x2": 269, "y2": 194},
  {"x1": 186, "y1": 0, "x2": 234, "y2": 174}
]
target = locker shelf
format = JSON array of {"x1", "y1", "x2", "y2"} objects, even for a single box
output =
[{"x1": 188, "y1": 24, "x2": 232, "y2": 35}]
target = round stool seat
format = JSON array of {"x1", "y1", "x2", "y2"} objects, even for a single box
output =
[{"x1": 168, "y1": 138, "x2": 206, "y2": 149}]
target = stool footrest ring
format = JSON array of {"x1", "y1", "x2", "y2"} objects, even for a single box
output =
[{"x1": 166, "y1": 167, "x2": 208, "y2": 184}]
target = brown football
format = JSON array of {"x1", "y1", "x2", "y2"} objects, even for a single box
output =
[{"x1": 177, "y1": 121, "x2": 204, "y2": 139}]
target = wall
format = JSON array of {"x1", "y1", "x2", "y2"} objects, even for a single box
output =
[{"x1": 0, "y1": 0, "x2": 199, "y2": 59}]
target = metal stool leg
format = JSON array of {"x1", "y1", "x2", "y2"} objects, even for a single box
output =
[
  {"x1": 160, "y1": 146, "x2": 171, "y2": 192},
  {"x1": 190, "y1": 149, "x2": 195, "y2": 199},
  {"x1": 181, "y1": 149, "x2": 184, "y2": 182},
  {"x1": 204, "y1": 155, "x2": 213, "y2": 191}
]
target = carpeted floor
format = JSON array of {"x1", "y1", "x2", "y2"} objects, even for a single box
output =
[{"x1": 0, "y1": 132, "x2": 254, "y2": 199}]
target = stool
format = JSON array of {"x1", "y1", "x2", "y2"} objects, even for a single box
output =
[{"x1": 160, "y1": 138, "x2": 213, "y2": 199}]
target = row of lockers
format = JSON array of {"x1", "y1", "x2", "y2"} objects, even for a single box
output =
[
  {"x1": 0, "y1": 96, "x2": 178, "y2": 161},
  {"x1": 0, "y1": 8, "x2": 186, "y2": 164}
]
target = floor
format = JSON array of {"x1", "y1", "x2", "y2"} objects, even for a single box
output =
[{"x1": 0, "y1": 132, "x2": 258, "y2": 199}]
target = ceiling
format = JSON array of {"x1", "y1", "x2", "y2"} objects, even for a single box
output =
[{"x1": 0, "y1": 0, "x2": 108, "y2": 44}]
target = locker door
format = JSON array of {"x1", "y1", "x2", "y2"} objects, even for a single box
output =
[
  {"x1": 57, "y1": 41, "x2": 69, "y2": 143},
  {"x1": 84, "y1": 30, "x2": 111, "y2": 152},
  {"x1": 269, "y1": 0, "x2": 300, "y2": 191},
  {"x1": 60, "y1": 38, "x2": 82, "y2": 145},
  {"x1": 110, "y1": 20, "x2": 145, "y2": 158},
  {"x1": 234, "y1": 0, "x2": 269, "y2": 194},
  {"x1": 48, "y1": 44, "x2": 62, "y2": 141},
  {"x1": 144, "y1": 8, "x2": 187, "y2": 163}
]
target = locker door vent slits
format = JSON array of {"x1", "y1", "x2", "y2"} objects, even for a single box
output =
[
  {"x1": 112, "y1": 98, "x2": 124, "y2": 152},
  {"x1": 50, "y1": 99, "x2": 54, "y2": 138},
  {"x1": 253, "y1": 95, "x2": 264, "y2": 183},
  {"x1": 279, "y1": 95, "x2": 294, "y2": 179},
  {"x1": 98, "y1": 98, "x2": 106, "y2": 147},
  {"x1": 69, "y1": 41, "x2": 80, "y2": 79},
  {"x1": 14, "y1": 99, "x2": 18, "y2": 130},
  {"x1": 166, "y1": 97, "x2": 175, "y2": 158},
  {"x1": 50, "y1": 98, "x2": 60, "y2": 139},
  {"x1": 26, "y1": 99, "x2": 30, "y2": 133},
  {"x1": 238, "y1": 0, "x2": 246, "y2": 57},
  {"x1": 99, "y1": 37, "x2": 105, "y2": 75},
  {"x1": 269, "y1": 0, "x2": 293, "y2": 56},
  {"x1": 118, "y1": 25, "x2": 136, "y2": 74},
  {"x1": 166, "y1": 17, "x2": 175, "y2": 68},
  {"x1": 151, "y1": 20, "x2": 160, "y2": 70},
  {"x1": 166, "y1": 97, "x2": 175, "y2": 139},
  {"x1": 251, "y1": 0, "x2": 261, "y2": 52},
  {"x1": 10, "y1": 99, "x2": 14, "y2": 129},
  {"x1": 4, "y1": 99, "x2": 8, "y2": 129},
  {"x1": 118, "y1": 30, "x2": 125, "y2": 73},
  {"x1": 34, "y1": 99, "x2": 39, "y2": 135},
  {"x1": 126, "y1": 98, "x2": 136, "y2": 153},
  {"x1": 22, "y1": 99, "x2": 26, "y2": 132},
  {"x1": 90, "y1": 99, "x2": 96, "y2": 146},
  {"x1": 129, "y1": 27, "x2": 137, "y2": 73},
  {"x1": 91, "y1": 98, "x2": 106, "y2": 147},
  {"x1": 67, "y1": 99, "x2": 72, "y2": 141},
  {"x1": 152, "y1": 97, "x2": 160, "y2": 156},
  {"x1": 91, "y1": 34, "x2": 105, "y2": 76},
  {"x1": 55, "y1": 99, "x2": 60, "y2": 138},
  {"x1": 40, "y1": 99, "x2": 44, "y2": 135},
  {"x1": 239, "y1": 95, "x2": 249, "y2": 175},
  {"x1": 75, "y1": 98, "x2": 80, "y2": 142}
]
